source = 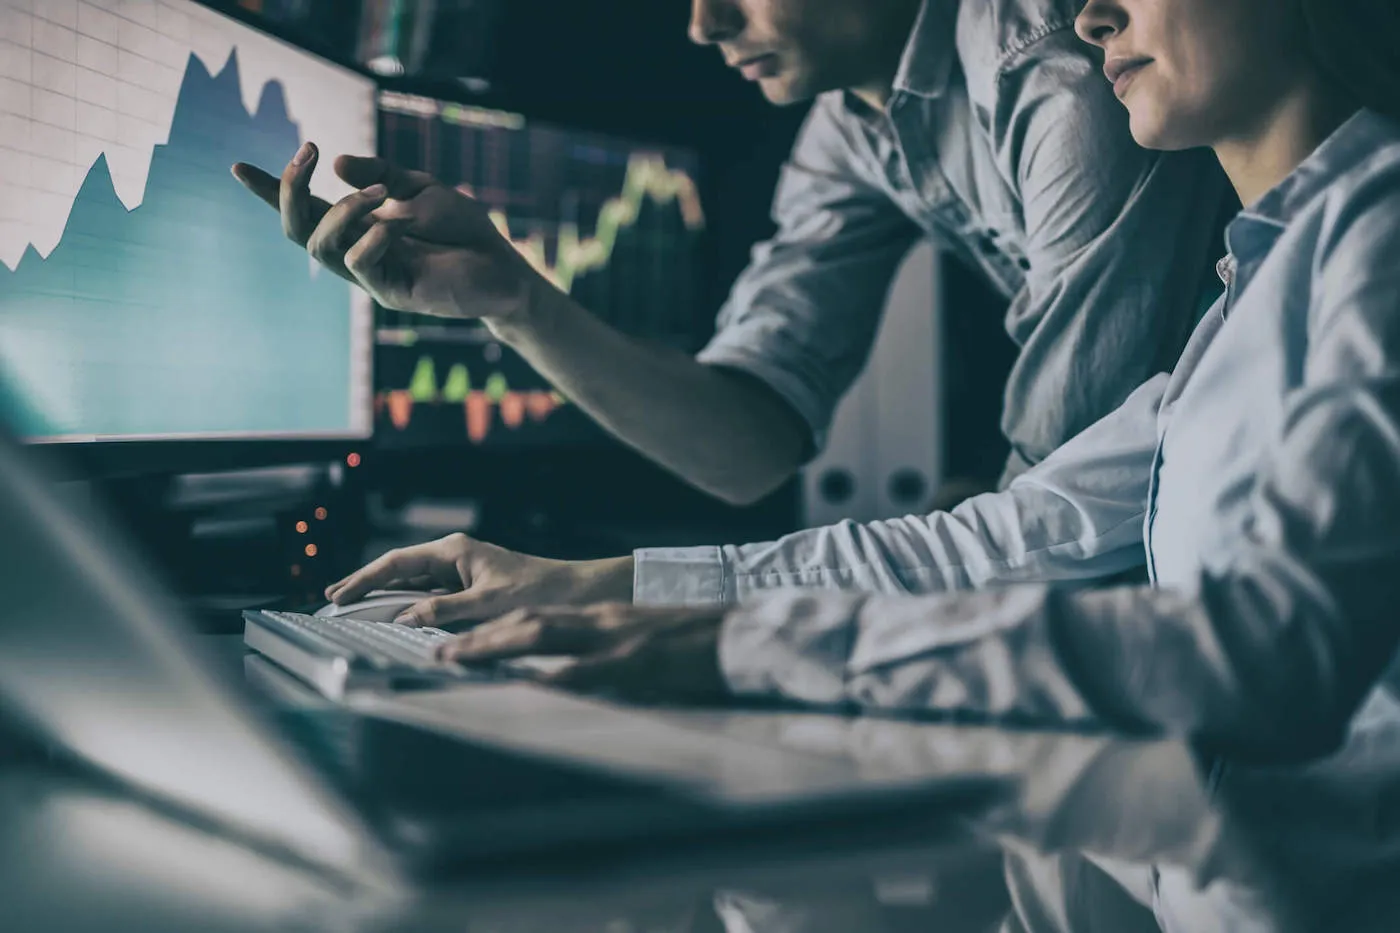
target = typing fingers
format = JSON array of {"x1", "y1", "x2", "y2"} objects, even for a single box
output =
[{"x1": 437, "y1": 607, "x2": 617, "y2": 660}]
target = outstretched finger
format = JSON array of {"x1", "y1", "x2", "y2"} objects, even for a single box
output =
[
  {"x1": 234, "y1": 159, "x2": 336, "y2": 226},
  {"x1": 280, "y1": 142, "x2": 324, "y2": 245},
  {"x1": 231, "y1": 162, "x2": 281, "y2": 209}
]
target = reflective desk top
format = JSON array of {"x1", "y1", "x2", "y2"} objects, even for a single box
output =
[{"x1": 3, "y1": 639, "x2": 1398, "y2": 933}]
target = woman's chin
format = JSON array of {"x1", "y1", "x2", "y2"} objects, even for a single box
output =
[{"x1": 1128, "y1": 110, "x2": 1200, "y2": 153}]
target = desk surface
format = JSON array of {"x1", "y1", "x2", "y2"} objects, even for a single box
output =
[{"x1": 4, "y1": 640, "x2": 1399, "y2": 932}]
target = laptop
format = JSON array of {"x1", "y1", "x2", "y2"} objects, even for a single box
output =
[{"x1": 0, "y1": 433, "x2": 1001, "y2": 887}]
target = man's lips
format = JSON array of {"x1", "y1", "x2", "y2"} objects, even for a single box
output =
[{"x1": 729, "y1": 53, "x2": 779, "y2": 80}]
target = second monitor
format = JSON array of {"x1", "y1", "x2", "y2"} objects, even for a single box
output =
[{"x1": 373, "y1": 91, "x2": 705, "y2": 450}]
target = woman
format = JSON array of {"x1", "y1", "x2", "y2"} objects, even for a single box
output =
[{"x1": 341, "y1": 0, "x2": 1400, "y2": 760}]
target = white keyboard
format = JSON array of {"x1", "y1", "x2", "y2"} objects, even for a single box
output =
[{"x1": 243, "y1": 609, "x2": 503, "y2": 699}]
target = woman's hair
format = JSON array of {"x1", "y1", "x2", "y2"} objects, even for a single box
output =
[{"x1": 1301, "y1": 0, "x2": 1400, "y2": 121}]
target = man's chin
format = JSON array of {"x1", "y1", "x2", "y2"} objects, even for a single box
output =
[{"x1": 756, "y1": 76, "x2": 815, "y2": 107}]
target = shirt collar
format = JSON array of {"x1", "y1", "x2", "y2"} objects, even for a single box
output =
[
  {"x1": 838, "y1": 0, "x2": 959, "y2": 124},
  {"x1": 891, "y1": 0, "x2": 961, "y2": 100},
  {"x1": 1228, "y1": 109, "x2": 1395, "y2": 261}
]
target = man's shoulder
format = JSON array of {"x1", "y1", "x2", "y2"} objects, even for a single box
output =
[{"x1": 955, "y1": 0, "x2": 1089, "y2": 75}]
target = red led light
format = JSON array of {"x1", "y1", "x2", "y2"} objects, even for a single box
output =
[
  {"x1": 295, "y1": 521, "x2": 309, "y2": 534},
  {"x1": 314, "y1": 507, "x2": 328, "y2": 520},
  {"x1": 346, "y1": 452, "x2": 362, "y2": 468},
  {"x1": 304, "y1": 544, "x2": 318, "y2": 558}
]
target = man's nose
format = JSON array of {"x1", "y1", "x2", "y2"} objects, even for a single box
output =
[{"x1": 688, "y1": 0, "x2": 744, "y2": 46}]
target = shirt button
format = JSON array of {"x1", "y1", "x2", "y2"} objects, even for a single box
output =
[{"x1": 1216, "y1": 254, "x2": 1236, "y2": 286}]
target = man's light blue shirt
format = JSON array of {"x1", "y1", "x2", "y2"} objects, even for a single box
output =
[{"x1": 694, "y1": 0, "x2": 1229, "y2": 481}]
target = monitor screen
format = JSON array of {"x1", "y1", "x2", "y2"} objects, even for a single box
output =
[
  {"x1": 373, "y1": 90, "x2": 704, "y2": 450},
  {"x1": 0, "y1": 0, "x2": 376, "y2": 444}
]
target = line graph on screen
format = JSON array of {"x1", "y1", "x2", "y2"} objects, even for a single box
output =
[
  {"x1": 376, "y1": 92, "x2": 704, "y2": 345},
  {"x1": 0, "y1": 1, "x2": 375, "y2": 441}
]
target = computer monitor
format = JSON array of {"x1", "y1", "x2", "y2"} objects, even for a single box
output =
[
  {"x1": 372, "y1": 90, "x2": 705, "y2": 450},
  {"x1": 0, "y1": 0, "x2": 376, "y2": 472}
]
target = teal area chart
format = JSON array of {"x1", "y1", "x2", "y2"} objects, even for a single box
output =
[{"x1": 0, "y1": 49, "x2": 364, "y2": 440}]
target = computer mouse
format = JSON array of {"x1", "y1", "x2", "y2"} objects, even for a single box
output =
[{"x1": 315, "y1": 590, "x2": 431, "y2": 624}]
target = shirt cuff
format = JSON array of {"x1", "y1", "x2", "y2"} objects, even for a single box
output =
[
  {"x1": 632, "y1": 546, "x2": 730, "y2": 606},
  {"x1": 696, "y1": 342, "x2": 830, "y2": 454}
]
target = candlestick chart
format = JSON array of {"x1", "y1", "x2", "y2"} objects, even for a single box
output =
[
  {"x1": 375, "y1": 354, "x2": 566, "y2": 445},
  {"x1": 372, "y1": 92, "x2": 704, "y2": 448}
]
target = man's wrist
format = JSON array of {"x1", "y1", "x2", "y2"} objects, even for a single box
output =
[
  {"x1": 580, "y1": 555, "x2": 636, "y2": 604},
  {"x1": 483, "y1": 272, "x2": 568, "y2": 346}
]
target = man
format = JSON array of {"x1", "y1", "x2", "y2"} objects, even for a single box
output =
[{"x1": 234, "y1": 0, "x2": 1228, "y2": 625}]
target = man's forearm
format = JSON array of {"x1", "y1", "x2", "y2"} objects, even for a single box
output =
[{"x1": 487, "y1": 286, "x2": 810, "y2": 505}]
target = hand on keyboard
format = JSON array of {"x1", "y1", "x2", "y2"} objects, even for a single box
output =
[
  {"x1": 436, "y1": 603, "x2": 729, "y2": 701},
  {"x1": 323, "y1": 533, "x2": 634, "y2": 630},
  {"x1": 245, "y1": 609, "x2": 641, "y2": 699}
]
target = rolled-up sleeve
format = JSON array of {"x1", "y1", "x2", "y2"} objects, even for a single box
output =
[
  {"x1": 634, "y1": 373, "x2": 1165, "y2": 606},
  {"x1": 695, "y1": 93, "x2": 922, "y2": 452},
  {"x1": 720, "y1": 190, "x2": 1400, "y2": 762},
  {"x1": 986, "y1": 29, "x2": 1229, "y2": 480}
]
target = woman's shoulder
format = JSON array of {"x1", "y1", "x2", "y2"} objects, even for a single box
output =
[
  {"x1": 1295, "y1": 113, "x2": 1400, "y2": 338},
  {"x1": 1248, "y1": 112, "x2": 1400, "y2": 271},
  {"x1": 1314, "y1": 111, "x2": 1400, "y2": 211}
]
